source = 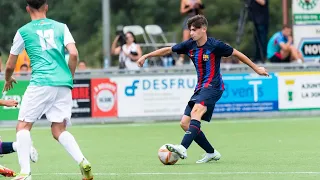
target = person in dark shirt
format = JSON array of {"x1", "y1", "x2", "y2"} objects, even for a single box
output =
[
  {"x1": 248, "y1": 0, "x2": 269, "y2": 63},
  {"x1": 137, "y1": 15, "x2": 269, "y2": 163}
]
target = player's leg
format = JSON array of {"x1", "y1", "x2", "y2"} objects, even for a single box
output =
[
  {"x1": 0, "y1": 139, "x2": 37, "y2": 163},
  {"x1": 166, "y1": 103, "x2": 207, "y2": 159},
  {"x1": 0, "y1": 140, "x2": 17, "y2": 155},
  {"x1": 46, "y1": 87, "x2": 93, "y2": 180},
  {"x1": 181, "y1": 103, "x2": 207, "y2": 149},
  {"x1": 195, "y1": 105, "x2": 221, "y2": 163},
  {"x1": 51, "y1": 122, "x2": 85, "y2": 164},
  {"x1": 180, "y1": 109, "x2": 216, "y2": 155},
  {"x1": 180, "y1": 115, "x2": 190, "y2": 131},
  {"x1": 180, "y1": 102, "x2": 193, "y2": 131},
  {"x1": 0, "y1": 139, "x2": 16, "y2": 177},
  {"x1": 194, "y1": 90, "x2": 224, "y2": 163},
  {"x1": 51, "y1": 122, "x2": 93, "y2": 179},
  {"x1": 14, "y1": 121, "x2": 33, "y2": 180},
  {"x1": 13, "y1": 86, "x2": 51, "y2": 179}
]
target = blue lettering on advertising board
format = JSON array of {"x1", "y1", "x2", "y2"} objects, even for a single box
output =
[
  {"x1": 124, "y1": 74, "x2": 279, "y2": 113},
  {"x1": 215, "y1": 73, "x2": 278, "y2": 113}
]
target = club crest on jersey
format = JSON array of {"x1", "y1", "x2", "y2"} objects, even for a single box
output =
[
  {"x1": 203, "y1": 54, "x2": 209, "y2": 61},
  {"x1": 189, "y1": 51, "x2": 194, "y2": 57}
]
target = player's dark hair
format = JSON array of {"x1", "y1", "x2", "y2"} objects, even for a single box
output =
[
  {"x1": 26, "y1": 0, "x2": 47, "y2": 9},
  {"x1": 187, "y1": 15, "x2": 208, "y2": 30},
  {"x1": 282, "y1": 24, "x2": 291, "y2": 29}
]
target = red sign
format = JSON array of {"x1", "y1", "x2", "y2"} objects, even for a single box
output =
[
  {"x1": 71, "y1": 79, "x2": 91, "y2": 118},
  {"x1": 91, "y1": 78, "x2": 118, "y2": 117},
  {"x1": 72, "y1": 87, "x2": 90, "y2": 99}
]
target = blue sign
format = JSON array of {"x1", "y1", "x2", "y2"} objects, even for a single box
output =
[
  {"x1": 123, "y1": 74, "x2": 279, "y2": 114},
  {"x1": 214, "y1": 73, "x2": 279, "y2": 113}
]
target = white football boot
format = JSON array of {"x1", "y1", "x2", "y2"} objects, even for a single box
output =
[
  {"x1": 29, "y1": 143, "x2": 38, "y2": 163},
  {"x1": 165, "y1": 144, "x2": 187, "y2": 159},
  {"x1": 196, "y1": 149, "x2": 221, "y2": 164}
]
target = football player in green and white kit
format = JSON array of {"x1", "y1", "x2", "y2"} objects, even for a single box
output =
[{"x1": 3, "y1": 0, "x2": 93, "y2": 179}]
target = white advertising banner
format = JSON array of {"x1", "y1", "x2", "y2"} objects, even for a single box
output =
[
  {"x1": 112, "y1": 73, "x2": 280, "y2": 117},
  {"x1": 278, "y1": 72, "x2": 320, "y2": 110},
  {"x1": 292, "y1": 0, "x2": 320, "y2": 62},
  {"x1": 293, "y1": 25, "x2": 320, "y2": 62},
  {"x1": 111, "y1": 75, "x2": 196, "y2": 117},
  {"x1": 292, "y1": 0, "x2": 320, "y2": 25}
]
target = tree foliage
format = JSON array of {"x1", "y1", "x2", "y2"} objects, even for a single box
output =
[{"x1": 0, "y1": 0, "x2": 290, "y2": 67}]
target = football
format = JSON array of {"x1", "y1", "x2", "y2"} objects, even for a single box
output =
[{"x1": 158, "y1": 144, "x2": 179, "y2": 165}]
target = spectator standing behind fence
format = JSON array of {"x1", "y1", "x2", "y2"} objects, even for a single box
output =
[
  {"x1": 176, "y1": 0, "x2": 204, "y2": 66},
  {"x1": 249, "y1": 0, "x2": 269, "y2": 63},
  {"x1": 111, "y1": 31, "x2": 142, "y2": 70},
  {"x1": 267, "y1": 25, "x2": 303, "y2": 63}
]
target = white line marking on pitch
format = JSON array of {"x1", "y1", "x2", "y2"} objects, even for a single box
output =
[{"x1": 32, "y1": 172, "x2": 320, "y2": 176}]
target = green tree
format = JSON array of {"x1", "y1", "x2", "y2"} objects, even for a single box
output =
[{"x1": 0, "y1": 0, "x2": 289, "y2": 68}]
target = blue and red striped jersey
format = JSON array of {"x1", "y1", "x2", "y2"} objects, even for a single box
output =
[{"x1": 172, "y1": 37, "x2": 233, "y2": 91}]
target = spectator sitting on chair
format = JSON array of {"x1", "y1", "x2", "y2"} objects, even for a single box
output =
[
  {"x1": 111, "y1": 31, "x2": 142, "y2": 70},
  {"x1": 267, "y1": 25, "x2": 303, "y2": 63}
]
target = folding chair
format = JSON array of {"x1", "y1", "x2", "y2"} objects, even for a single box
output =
[
  {"x1": 123, "y1": 25, "x2": 162, "y2": 67},
  {"x1": 144, "y1": 25, "x2": 176, "y2": 48},
  {"x1": 145, "y1": 25, "x2": 177, "y2": 67},
  {"x1": 123, "y1": 25, "x2": 151, "y2": 47}
]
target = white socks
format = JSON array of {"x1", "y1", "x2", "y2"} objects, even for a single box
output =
[
  {"x1": 58, "y1": 131, "x2": 85, "y2": 164},
  {"x1": 12, "y1": 142, "x2": 18, "y2": 152},
  {"x1": 15, "y1": 130, "x2": 85, "y2": 175},
  {"x1": 16, "y1": 130, "x2": 31, "y2": 174}
]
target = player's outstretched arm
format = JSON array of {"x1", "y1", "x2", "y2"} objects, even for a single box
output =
[
  {"x1": 0, "y1": 99, "x2": 18, "y2": 107},
  {"x1": 232, "y1": 49, "x2": 269, "y2": 76},
  {"x1": 137, "y1": 47, "x2": 172, "y2": 67}
]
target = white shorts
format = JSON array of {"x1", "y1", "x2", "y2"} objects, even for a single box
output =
[{"x1": 18, "y1": 86, "x2": 72, "y2": 124}]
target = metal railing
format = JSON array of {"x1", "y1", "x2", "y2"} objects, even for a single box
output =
[{"x1": 1, "y1": 63, "x2": 320, "y2": 80}]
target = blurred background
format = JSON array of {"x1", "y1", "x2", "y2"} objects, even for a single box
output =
[
  {"x1": 0, "y1": 0, "x2": 319, "y2": 127},
  {"x1": 0, "y1": 0, "x2": 304, "y2": 69},
  {"x1": 1, "y1": 1, "x2": 320, "y2": 179}
]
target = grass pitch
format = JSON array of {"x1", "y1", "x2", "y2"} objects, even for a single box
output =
[{"x1": 1, "y1": 116, "x2": 320, "y2": 180}]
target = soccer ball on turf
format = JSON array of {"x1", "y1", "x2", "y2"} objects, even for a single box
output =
[{"x1": 158, "y1": 144, "x2": 179, "y2": 165}]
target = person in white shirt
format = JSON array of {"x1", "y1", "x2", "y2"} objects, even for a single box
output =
[{"x1": 111, "y1": 31, "x2": 142, "y2": 70}]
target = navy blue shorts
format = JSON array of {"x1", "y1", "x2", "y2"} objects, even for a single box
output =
[{"x1": 184, "y1": 88, "x2": 223, "y2": 122}]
